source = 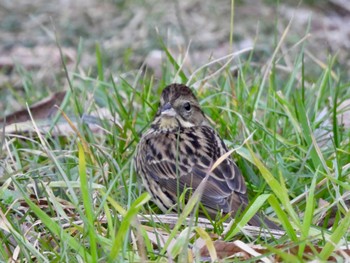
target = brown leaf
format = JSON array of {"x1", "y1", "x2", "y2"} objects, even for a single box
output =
[
  {"x1": 200, "y1": 240, "x2": 350, "y2": 261},
  {"x1": 316, "y1": 196, "x2": 350, "y2": 228},
  {"x1": 0, "y1": 91, "x2": 66, "y2": 125},
  {"x1": 18, "y1": 194, "x2": 76, "y2": 218},
  {"x1": 200, "y1": 240, "x2": 271, "y2": 262}
]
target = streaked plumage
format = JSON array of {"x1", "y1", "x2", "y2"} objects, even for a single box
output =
[{"x1": 135, "y1": 83, "x2": 277, "y2": 228}]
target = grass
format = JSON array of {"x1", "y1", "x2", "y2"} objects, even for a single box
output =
[{"x1": 1, "y1": 19, "x2": 350, "y2": 263}]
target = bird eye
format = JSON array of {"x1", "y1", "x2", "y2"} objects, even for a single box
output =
[{"x1": 183, "y1": 102, "x2": 191, "y2": 111}]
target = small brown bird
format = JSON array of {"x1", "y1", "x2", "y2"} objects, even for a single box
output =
[{"x1": 135, "y1": 83, "x2": 277, "y2": 228}]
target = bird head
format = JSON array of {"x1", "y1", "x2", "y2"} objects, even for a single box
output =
[{"x1": 152, "y1": 84, "x2": 208, "y2": 131}]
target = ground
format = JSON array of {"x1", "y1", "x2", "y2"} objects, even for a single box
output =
[{"x1": 1, "y1": 0, "x2": 350, "y2": 117}]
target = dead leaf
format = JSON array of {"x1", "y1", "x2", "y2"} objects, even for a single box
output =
[
  {"x1": 199, "y1": 240, "x2": 271, "y2": 262},
  {"x1": 0, "y1": 91, "x2": 66, "y2": 125},
  {"x1": 199, "y1": 240, "x2": 350, "y2": 261}
]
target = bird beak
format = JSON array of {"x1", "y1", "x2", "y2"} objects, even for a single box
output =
[{"x1": 161, "y1": 102, "x2": 177, "y2": 117}]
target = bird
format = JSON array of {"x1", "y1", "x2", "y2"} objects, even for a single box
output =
[{"x1": 135, "y1": 83, "x2": 278, "y2": 228}]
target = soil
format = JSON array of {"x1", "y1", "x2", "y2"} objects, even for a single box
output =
[{"x1": 1, "y1": 0, "x2": 349, "y2": 116}]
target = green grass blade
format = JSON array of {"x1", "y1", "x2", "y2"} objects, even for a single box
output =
[
  {"x1": 225, "y1": 194, "x2": 271, "y2": 240},
  {"x1": 157, "y1": 36, "x2": 188, "y2": 83},
  {"x1": 96, "y1": 43, "x2": 104, "y2": 81},
  {"x1": 78, "y1": 142, "x2": 98, "y2": 262},
  {"x1": 195, "y1": 226, "x2": 217, "y2": 261},
  {"x1": 0, "y1": 209, "x2": 48, "y2": 262},
  {"x1": 298, "y1": 170, "x2": 317, "y2": 257},
  {"x1": 268, "y1": 195, "x2": 297, "y2": 241},
  {"x1": 109, "y1": 192, "x2": 151, "y2": 261},
  {"x1": 248, "y1": 145, "x2": 301, "y2": 227},
  {"x1": 294, "y1": 92, "x2": 330, "y2": 175},
  {"x1": 14, "y1": 182, "x2": 92, "y2": 261},
  {"x1": 319, "y1": 210, "x2": 350, "y2": 260}
]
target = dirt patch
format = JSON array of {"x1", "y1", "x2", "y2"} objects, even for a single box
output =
[{"x1": 1, "y1": 0, "x2": 349, "y2": 116}]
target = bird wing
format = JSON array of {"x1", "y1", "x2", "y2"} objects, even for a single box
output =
[{"x1": 142, "y1": 126, "x2": 247, "y2": 215}]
